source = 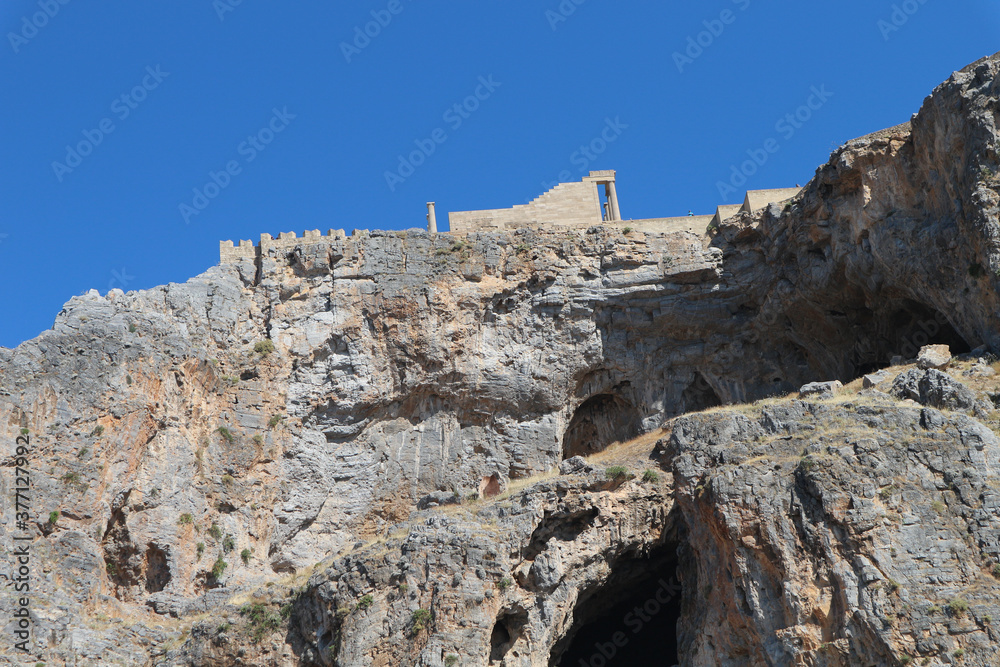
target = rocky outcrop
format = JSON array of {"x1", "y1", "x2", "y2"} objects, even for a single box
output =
[{"x1": 0, "y1": 54, "x2": 998, "y2": 665}]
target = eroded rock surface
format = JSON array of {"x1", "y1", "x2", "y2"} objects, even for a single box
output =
[{"x1": 0, "y1": 54, "x2": 998, "y2": 665}]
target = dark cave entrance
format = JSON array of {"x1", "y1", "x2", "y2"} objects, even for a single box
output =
[
  {"x1": 854, "y1": 302, "x2": 972, "y2": 376},
  {"x1": 550, "y1": 535, "x2": 683, "y2": 667},
  {"x1": 887, "y1": 302, "x2": 971, "y2": 360},
  {"x1": 681, "y1": 373, "x2": 723, "y2": 413},
  {"x1": 563, "y1": 394, "x2": 643, "y2": 459}
]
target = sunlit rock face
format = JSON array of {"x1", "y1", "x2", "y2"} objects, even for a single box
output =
[{"x1": 0, "y1": 53, "x2": 999, "y2": 665}]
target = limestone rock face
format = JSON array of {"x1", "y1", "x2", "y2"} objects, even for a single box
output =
[
  {"x1": 0, "y1": 54, "x2": 998, "y2": 665},
  {"x1": 664, "y1": 398, "x2": 1000, "y2": 666}
]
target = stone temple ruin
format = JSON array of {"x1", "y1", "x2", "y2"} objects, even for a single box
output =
[{"x1": 219, "y1": 170, "x2": 801, "y2": 264}]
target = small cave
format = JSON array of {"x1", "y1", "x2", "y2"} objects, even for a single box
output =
[
  {"x1": 550, "y1": 530, "x2": 684, "y2": 667},
  {"x1": 849, "y1": 301, "x2": 972, "y2": 374},
  {"x1": 563, "y1": 394, "x2": 643, "y2": 459},
  {"x1": 885, "y1": 302, "x2": 971, "y2": 360},
  {"x1": 680, "y1": 373, "x2": 723, "y2": 413},
  {"x1": 490, "y1": 604, "x2": 529, "y2": 664},
  {"x1": 144, "y1": 545, "x2": 171, "y2": 593}
]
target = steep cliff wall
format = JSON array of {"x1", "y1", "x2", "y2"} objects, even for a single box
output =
[{"x1": 0, "y1": 54, "x2": 998, "y2": 665}]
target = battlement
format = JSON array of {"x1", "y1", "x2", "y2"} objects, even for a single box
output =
[
  {"x1": 219, "y1": 174, "x2": 803, "y2": 265},
  {"x1": 220, "y1": 229, "x2": 359, "y2": 264}
]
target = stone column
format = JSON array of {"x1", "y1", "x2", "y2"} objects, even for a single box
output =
[
  {"x1": 426, "y1": 202, "x2": 437, "y2": 233},
  {"x1": 606, "y1": 181, "x2": 621, "y2": 221}
]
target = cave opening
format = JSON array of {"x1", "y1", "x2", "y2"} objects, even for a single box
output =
[
  {"x1": 144, "y1": 545, "x2": 171, "y2": 593},
  {"x1": 852, "y1": 302, "x2": 972, "y2": 376},
  {"x1": 550, "y1": 533, "x2": 683, "y2": 667},
  {"x1": 886, "y1": 302, "x2": 971, "y2": 360},
  {"x1": 680, "y1": 373, "x2": 723, "y2": 413},
  {"x1": 562, "y1": 393, "x2": 643, "y2": 459},
  {"x1": 490, "y1": 604, "x2": 528, "y2": 663}
]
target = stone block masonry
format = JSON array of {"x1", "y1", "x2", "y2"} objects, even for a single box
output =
[{"x1": 221, "y1": 173, "x2": 803, "y2": 266}]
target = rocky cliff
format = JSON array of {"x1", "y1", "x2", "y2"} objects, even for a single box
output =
[{"x1": 0, "y1": 53, "x2": 999, "y2": 666}]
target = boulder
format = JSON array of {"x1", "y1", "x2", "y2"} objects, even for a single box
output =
[
  {"x1": 416, "y1": 491, "x2": 461, "y2": 510},
  {"x1": 917, "y1": 344, "x2": 952, "y2": 370},
  {"x1": 559, "y1": 456, "x2": 595, "y2": 475},
  {"x1": 889, "y1": 368, "x2": 983, "y2": 413},
  {"x1": 863, "y1": 371, "x2": 889, "y2": 389},
  {"x1": 799, "y1": 380, "x2": 843, "y2": 399}
]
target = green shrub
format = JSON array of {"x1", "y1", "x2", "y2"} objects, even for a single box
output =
[
  {"x1": 222, "y1": 474, "x2": 234, "y2": 486},
  {"x1": 497, "y1": 577, "x2": 513, "y2": 592},
  {"x1": 61, "y1": 472, "x2": 81, "y2": 484},
  {"x1": 222, "y1": 375, "x2": 239, "y2": 386},
  {"x1": 885, "y1": 579, "x2": 900, "y2": 593},
  {"x1": 254, "y1": 339, "x2": 275, "y2": 356},
  {"x1": 211, "y1": 557, "x2": 227, "y2": 580},
  {"x1": 622, "y1": 227, "x2": 633, "y2": 234},
  {"x1": 20, "y1": 428, "x2": 29, "y2": 435},
  {"x1": 48, "y1": 511, "x2": 59, "y2": 525},
  {"x1": 222, "y1": 534, "x2": 235, "y2": 553},
  {"x1": 240, "y1": 602, "x2": 282, "y2": 643},
  {"x1": 605, "y1": 466, "x2": 630, "y2": 480},
  {"x1": 252, "y1": 434, "x2": 264, "y2": 446},
  {"x1": 642, "y1": 469, "x2": 659, "y2": 483},
  {"x1": 196, "y1": 542, "x2": 205, "y2": 560},
  {"x1": 268, "y1": 414, "x2": 285, "y2": 428},
  {"x1": 954, "y1": 648, "x2": 965, "y2": 658},
  {"x1": 947, "y1": 598, "x2": 970, "y2": 617},
  {"x1": 992, "y1": 563, "x2": 1000, "y2": 579},
  {"x1": 217, "y1": 427, "x2": 235, "y2": 443},
  {"x1": 356, "y1": 594, "x2": 373, "y2": 610},
  {"x1": 77, "y1": 447, "x2": 89, "y2": 459},
  {"x1": 126, "y1": 375, "x2": 133, "y2": 385},
  {"x1": 89, "y1": 425, "x2": 104, "y2": 437},
  {"x1": 410, "y1": 608, "x2": 432, "y2": 635},
  {"x1": 178, "y1": 513, "x2": 194, "y2": 525},
  {"x1": 931, "y1": 500, "x2": 946, "y2": 514},
  {"x1": 208, "y1": 523, "x2": 223, "y2": 540},
  {"x1": 128, "y1": 323, "x2": 137, "y2": 333},
  {"x1": 240, "y1": 548, "x2": 252, "y2": 565},
  {"x1": 445, "y1": 655, "x2": 459, "y2": 666}
]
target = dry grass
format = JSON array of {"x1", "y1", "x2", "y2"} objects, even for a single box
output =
[{"x1": 585, "y1": 427, "x2": 667, "y2": 467}]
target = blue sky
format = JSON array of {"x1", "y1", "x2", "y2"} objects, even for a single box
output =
[{"x1": 0, "y1": 1, "x2": 997, "y2": 348}]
